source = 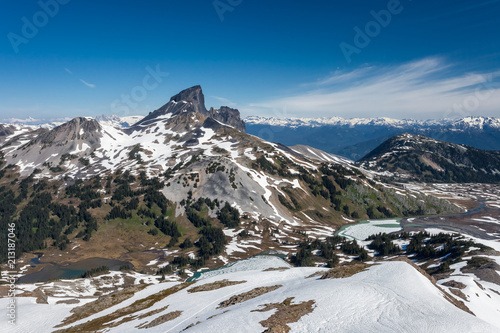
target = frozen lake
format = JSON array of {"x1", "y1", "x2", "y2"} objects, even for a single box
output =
[{"x1": 336, "y1": 219, "x2": 402, "y2": 241}]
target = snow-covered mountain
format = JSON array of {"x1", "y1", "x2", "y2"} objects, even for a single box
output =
[
  {"x1": 0, "y1": 85, "x2": 461, "y2": 268},
  {"x1": 245, "y1": 116, "x2": 500, "y2": 160},
  {"x1": 2, "y1": 86, "x2": 500, "y2": 332}
]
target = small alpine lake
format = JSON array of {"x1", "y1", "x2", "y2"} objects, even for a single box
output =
[
  {"x1": 17, "y1": 257, "x2": 133, "y2": 284},
  {"x1": 335, "y1": 218, "x2": 403, "y2": 241}
]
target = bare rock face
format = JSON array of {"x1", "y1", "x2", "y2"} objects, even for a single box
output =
[
  {"x1": 131, "y1": 85, "x2": 208, "y2": 129},
  {"x1": 209, "y1": 106, "x2": 246, "y2": 133},
  {"x1": 0, "y1": 124, "x2": 15, "y2": 138},
  {"x1": 131, "y1": 85, "x2": 246, "y2": 133},
  {"x1": 170, "y1": 85, "x2": 208, "y2": 115}
]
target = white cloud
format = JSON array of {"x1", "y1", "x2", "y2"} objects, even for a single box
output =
[
  {"x1": 211, "y1": 95, "x2": 238, "y2": 107},
  {"x1": 80, "y1": 79, "x2": 95, "y2": 88},
  {"x1": 248, "y1": 57, "x2": 500, "y2": 119}
]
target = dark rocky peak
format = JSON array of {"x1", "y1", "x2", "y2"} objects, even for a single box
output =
[
  {"x1": 208, "y1": 106, "x2": 246, "y2": 133},
  {"x1": 131, "y1": 85, "x2": 207, "y2": 129},
  {"x1": 131, "y1": 86, "x2": 247, "y2": 133},
  {"x1": 170, "y1": 85, "x2": 208, "y2": 115}
]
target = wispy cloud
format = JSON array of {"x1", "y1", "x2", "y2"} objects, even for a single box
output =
[
  {"x1": 80, "y1": 79, "x2": 95, "y2": 88},
  {"x1": 247, "y1": 57, "x2": 500, "y2": 119},
  {"x1": 211, "y1": 96, "x2": 238, "y2": 107},
  {"x1": 65, "y1": 68, "x2": 96, "y2": 88}
]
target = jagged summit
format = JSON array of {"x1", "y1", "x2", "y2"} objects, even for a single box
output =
[
  {"x1": 169, "y1": 85, "x2": 208, "y2": 114},
  {"x1": 132, "y1": 86, "x2": 246, "y2": 133}
]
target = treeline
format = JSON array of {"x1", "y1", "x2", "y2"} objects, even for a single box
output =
[
  {"x1": 291, "y1": 236, "x2": 368, "y2": 267},
  {"x1": 0, "y1": 167, "x2": 176, "y2": 263},
  {"x1": 158, "y1": 197, "x2": 232, "y2": 273},
  {"x1": 81, "y1": 265, "x2": 109, "y2": 278}
]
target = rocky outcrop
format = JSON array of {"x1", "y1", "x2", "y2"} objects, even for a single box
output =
[
  {"x1": 0, "y1": 124, "x2": 15, "y2": 138},
  {"x1": 209, "y1": 106, "x2": 246, "y2": 133}
]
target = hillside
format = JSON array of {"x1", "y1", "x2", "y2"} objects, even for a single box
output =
[{"x1": 358, "y1": 133, "x2": 500, "y2": 183}]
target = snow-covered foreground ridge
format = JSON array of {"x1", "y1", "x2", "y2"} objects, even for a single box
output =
[{"x1": 2, "y1": 259, "x2": 497, "y2": 332}]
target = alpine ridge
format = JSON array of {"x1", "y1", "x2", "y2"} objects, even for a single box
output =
[{"x1": 358, "y1": 133, "x2": 500, "y2": 183}]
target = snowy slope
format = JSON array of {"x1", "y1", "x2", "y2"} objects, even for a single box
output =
[{"x1": 2, "y1": 259, "x2": 497, "y2": 332}]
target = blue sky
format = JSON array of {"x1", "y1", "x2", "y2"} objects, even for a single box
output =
[{"x1": 1, "y1": 0, "x2": 499, "y2": 121}]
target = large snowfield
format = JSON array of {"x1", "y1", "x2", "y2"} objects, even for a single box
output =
[{"x1": 1, "y1": 257, "x2": 498, "y2": 332}]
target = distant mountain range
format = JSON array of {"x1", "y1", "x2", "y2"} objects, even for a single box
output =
[
  {"x1": 6, "y1": 108, "x2": 500, "y2": 163},
  {"x1": 245, "y1": 116, "x2": 500, "y2": 161}
]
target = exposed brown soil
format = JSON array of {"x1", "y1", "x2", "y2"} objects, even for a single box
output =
[
  {"x1": 187, "y1": 279, "x2": 246, "y2": 293},
  {"x1": 442, "y1": 280, "x2": 466, "y2": 289},
  {"x1": 206, "y1": 310, "x2": 229, "y2": 320},
  {"x1": 305, "y1": 271, "x2": 324, "y2": 279},
  {"x1": 217, "y1": 285, "x2": 282, "y2": 309},
  {"x1": 490, "y1": 288, "x2": 500, "y2": 296},
  {"x1": 320, "y1": 263, "x2": 372, "y2": 279},
  {"x1": 252, "y1": 297, "x2": 315, "y2": 333},
  {"x1": 34, "y1": 288, "x2": 48, "y2": 304},
  {"x1": 449, "y1": 288, "x2": 467, "y2": 301},
  {"x1": 136, "y1": 311, "x2": 183, "y2": 329},
  {"x1": 262, "y1": 267, "x2": 290, "y2": 272},
  {"x1": 54, "y1": 282, "x2": 193, "y2": 332},
  {"x1": 114, "y1": 304, "x2": 170, "y2": 326},
  {"x1": 183, "y1": 321, "x2": 201, "y2": 330},
  {"x1": 55, "y1": 284, "x2": 148, "y2": 327},
  {"x1": 56, "y1": 299, "x2": 80, "y2": 305},
  {"x1": 463, "y1": 259, "x2": 500, "y2": 286}
]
